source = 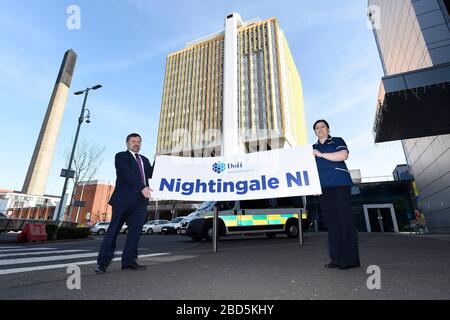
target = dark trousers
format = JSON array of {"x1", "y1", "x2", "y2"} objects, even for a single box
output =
[
  {"x1": 97, "y1": 203, "x2": 147, "y2": 267},
  {"x1": 320, "y1": 186, "x2": 360, "y2": 268}
]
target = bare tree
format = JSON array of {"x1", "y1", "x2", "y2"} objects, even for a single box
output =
[
  {"x1": 64, "y1": 140, "x2": 106, "y2": 222},
  {"x1": 167, "y1": 200, "x2": 182, "y2": 220}
]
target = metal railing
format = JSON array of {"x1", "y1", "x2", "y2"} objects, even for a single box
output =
[
  {"x1": 0, "y1": 218, "x2": 78, "y2": 233},
  {"x1": 360, "y1": 175, "x2": 396, "y2": 183}
]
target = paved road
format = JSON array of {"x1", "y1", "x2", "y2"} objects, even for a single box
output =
[{"x1": 0, "y1": 232, "x2": 449, "y2": 300}]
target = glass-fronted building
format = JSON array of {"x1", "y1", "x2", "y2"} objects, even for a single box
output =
[
  {"x1": 306, "y1": 180, "x2": 416, "y2": 233},
  {"x1": 368, "y1": 0, "x2": 450, "y2": 233}
]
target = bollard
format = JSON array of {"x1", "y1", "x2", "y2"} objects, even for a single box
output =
[
  {"x1": 298, "y1": 209, "x2": 303, "y2": 246},
  {"x1": 17, "y1": 224, "x2": 47, "y2": 242},
  {"x1": 213, "y1": 205, "x2": 218, "y2": 252}
]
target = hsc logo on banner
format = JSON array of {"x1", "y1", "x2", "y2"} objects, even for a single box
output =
[{"x1": 212, "y1": 162, "x2": 243, "y2": 174}]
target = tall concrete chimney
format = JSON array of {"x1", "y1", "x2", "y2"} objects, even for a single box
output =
[{"x1": 22, "y1": 49, "x2": 77, "y2": 195}]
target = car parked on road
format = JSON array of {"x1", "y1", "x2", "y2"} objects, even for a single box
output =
[
  {"x1": 90, "y1": 221, "x2": 110, "y2": 235},
  {"x1": 161, "y1": 216, "x2": 187, "y2": 235},
  {"x1": 141, "y1": 219, "x2": 170, "y2": 235}
]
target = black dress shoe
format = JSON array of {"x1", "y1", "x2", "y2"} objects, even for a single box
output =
[
  {"x1": 95, "y1": 264, "x2": 108, "y2": 274},
  {"x1": 324, "y1": 261, "x2": 339, "y2": 269},
  {"x1": 121, "y1": 261, "x2": 147, "y2": 270},
  {"x1": 336, "y1": 264, "x2": 360, "y2": 270}
]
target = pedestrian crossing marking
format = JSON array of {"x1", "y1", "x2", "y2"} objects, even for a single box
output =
[
  {"x1": 0, "y1": 251, "x2": 123, "y2": 266},
  {"x1": 0, "y1": 247, "x2": 57, "y2": 253},
  {"x1": 0, "y1": 249, "x2": 86, "y2": 258},
  {"x1": 0, "y1": 252, "x2": 171, "y2": 275}
]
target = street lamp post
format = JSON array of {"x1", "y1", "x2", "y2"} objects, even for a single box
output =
[{"x1": 54, "y1": 84, "x2": 102, "y2": 224}]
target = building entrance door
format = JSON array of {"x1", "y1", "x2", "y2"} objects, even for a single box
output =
[{"x1": 363, "y1": 204, "x2": 399, "y2": 233}]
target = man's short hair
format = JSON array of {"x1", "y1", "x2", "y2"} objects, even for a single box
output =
[{"x1": 126, "y1": 133, "x2": 142, "y2": 142}]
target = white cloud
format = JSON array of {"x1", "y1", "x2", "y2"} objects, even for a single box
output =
[
  {"x1": 347, "y1": 131, "x2": 375, "y2": 151},
  {"x1": 0, "y1": 49, "x2": 55, "y2": 104},
  {"x1": 305, "y1": 48, "x2": 381, "y2": 119},
  {"x1": 345, "y1": 130, "x2": 406, "y2": 178},
  {"x1": 77, "y1": 34, "x2": 189, "y2": 75},
  {"x1": 288, "y1": 1, "x2": 365, "y2": 32}
]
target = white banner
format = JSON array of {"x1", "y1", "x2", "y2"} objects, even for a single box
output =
[{"x1": 149, "y1": 146, "x2": 322, "y2": 201}]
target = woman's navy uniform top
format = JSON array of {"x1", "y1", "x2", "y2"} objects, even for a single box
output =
[{"x1": 313, "y1": 135, "x2": 353, "y2": 188}]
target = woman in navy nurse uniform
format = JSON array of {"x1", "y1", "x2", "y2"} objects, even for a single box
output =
[{"x1": 312, "y1": 119, "x2": 360, "y2": 270}]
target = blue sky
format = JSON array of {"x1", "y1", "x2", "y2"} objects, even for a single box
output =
[{"x1": 0, "y1": 0, "x2": 406, "y2": 196}]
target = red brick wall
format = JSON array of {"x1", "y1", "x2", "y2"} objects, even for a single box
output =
[
  {"x1": 69, "y1": 183, "x2": 114, "y2": 224},
  {"x1": 9, "y1": 206, "x2": 60, "y2": 220},
  {"x1": 7, "y1": 183, "x2": 114, "y2": 225}
]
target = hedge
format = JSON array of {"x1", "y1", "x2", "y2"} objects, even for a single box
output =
[{"x1": 45, "y1": 225, "x2": 90, "y2": 240}]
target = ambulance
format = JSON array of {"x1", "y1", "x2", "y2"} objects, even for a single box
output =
[{"x1": 180, "y1": 196, "x2": 307, "y2": 241}]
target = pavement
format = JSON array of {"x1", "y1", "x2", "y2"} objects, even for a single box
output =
[{"x1": 0, "y1": 232, "x2": 449, "y2": 300}]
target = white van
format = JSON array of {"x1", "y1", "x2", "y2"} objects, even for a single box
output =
[{"x1": 181, "y1": 197, "x2": 307, "y2": 241}]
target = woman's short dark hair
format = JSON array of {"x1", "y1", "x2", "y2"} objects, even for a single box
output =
[
  {"x1": 313, "y1": 119, "x2": 330, "y2": 131},
  {"x1": 126, "y1": 133, "x2": 141, "y2": 142}
]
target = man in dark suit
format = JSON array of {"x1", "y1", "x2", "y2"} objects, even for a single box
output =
[{"x1": 95, "y1": 133, "x2": 154, "y2": 274}]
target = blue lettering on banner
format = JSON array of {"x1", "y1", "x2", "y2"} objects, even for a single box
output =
[
  {"x1": 159, "y1": 171, "x2": 310, "y2": 196},
  {"x1": 286, "y1": 171, "x2": 310, "y2": 187},
  {"x1": 303, "y1": 171, "x2": 310, "y2": 186},
  {"x1": 268, "y1": 177, "x2": 279, "y2": 189}
]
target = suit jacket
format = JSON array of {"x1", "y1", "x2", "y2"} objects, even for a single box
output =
[{"x1": 109, "y1": 150, "x2": 154, "y2": 207}]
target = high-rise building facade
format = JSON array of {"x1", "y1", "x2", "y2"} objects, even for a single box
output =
[
  {"x1": 156, "y1": 14, "x2": 307, "y2": 157},
  {"x1": 368, "y1": 0, "x2": 450, "y2": 232}
]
